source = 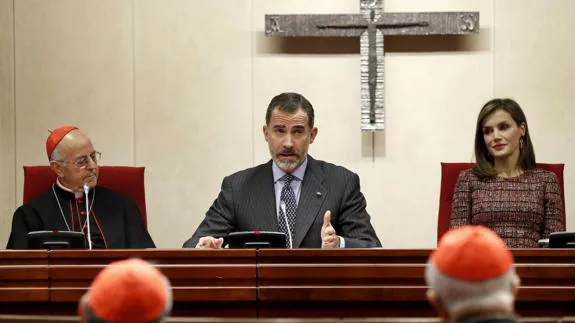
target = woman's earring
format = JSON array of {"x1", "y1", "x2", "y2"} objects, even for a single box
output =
[{"x1": 520, "y1": 137, "x2": 524, "y2": 150}]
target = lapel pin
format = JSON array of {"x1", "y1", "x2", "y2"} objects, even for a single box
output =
[{"x1": 316, "y1": 192, "x2": 322, "y2": 197}]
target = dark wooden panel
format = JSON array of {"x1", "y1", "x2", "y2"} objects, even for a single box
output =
[
  {"x1": 1, "y1": 249, "x2": 575, "y2": 318},
  {"x1": 258, "y1": 302, "x2": 435, "y2": 318},
  {"x1": 259, "y1": 286, "x2": 575, "y2": 302},
  {"x1": 515, "y1": 264, "x2": 575, "y2": 285},
  {"x1": 259, "y1": 286, "x2": 427, "y2": 301},
  {"x1": 258, "y1": 249, "x2": 575, "y2": 264},
  {"x1": 512, "y1": 249, "x2": 575, "y2": 263},
  {"x1": 0, "y1": 253, "x2": 50, "y2": 302},
  {"x1": 46, "y1": 250, "x2": 259, "y2": 316},
  {"x1": 258, "y1": 286, "x2": 575, "y2": 318},
  {"x1": 258, "y1": 249, "x2": 432, "y2": 264},
  {"x1": 48, "y1": 249, "x2": 256, "y2": 265},
  {"x1": 49, "y1": 263, "x2": 256, "y2": 284},
  {"x1": 0, "y1": 314, "x2": 77, "y2": 322},
  {"x1": 259, "y1": 263, "x2": 575, "y2": 287},
  {"x1": 257, "y1": 249, "x2": 575, "y2": 318},
  {"x1": 0, "y1": 266, "x2": 48, "y2": 279},
  {"x1": 517, "y1": 286, "x2": 575, "y2": 301},
  {"x1": 0, "y1": 288, "x2": 49, "y2": 302},
  {"x1": 50, "y1": 262, "x2": 257, "y2": 302},
  {"x1": 0, "y1": 316, "x2": 564, "y2": 323},
  {"x1": 0, "y1": 251, "x2": 48, "y2": 265},
  {"x1": 259, "y1": 264, "x2": 424, "y2": 286}
]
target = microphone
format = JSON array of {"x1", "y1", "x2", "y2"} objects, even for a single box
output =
[
  {"x1": 83, "y1": 184, "x2": 93, "y2": 250},
  {"x1": 280, "y1": 201, "x2": 293, "y2": 249}
]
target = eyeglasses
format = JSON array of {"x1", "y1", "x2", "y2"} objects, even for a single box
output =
[{"x1": 55, "y1": 151, "x2": 102, "y2": 169}]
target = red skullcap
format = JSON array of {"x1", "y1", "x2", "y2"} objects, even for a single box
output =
[
  {"x1": 46, "y1": 125, "x2": 78, "y2": 159},
  {"x1": 430, "y1": 225, "x2": 513, "y2": 282},
  {"x1": 88, "y1": 258, "x2": 169, "y2": 322}
]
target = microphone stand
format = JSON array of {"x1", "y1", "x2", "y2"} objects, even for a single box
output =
[
  {"x1": 83, "y1": 184, "x2": 92, "y2": 250},
  {"x1": 280, "y1": 201, "x2": 293, "y2": 249}
]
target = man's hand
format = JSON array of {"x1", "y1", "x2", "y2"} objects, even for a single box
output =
[
  {"x1": 321, "y1": 210, "x2": 340, "y2": 249},
  {"x1": 195, "y1": 236, "x2": 224, "y2": 249}
]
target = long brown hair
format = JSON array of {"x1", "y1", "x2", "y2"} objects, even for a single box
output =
[{"x1": 472, "y1": 98, "x2": 536, "y2": 178}]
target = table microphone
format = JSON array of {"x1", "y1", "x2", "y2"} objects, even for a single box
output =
[
  {"x1": 280, "y1": 201, "x2": 293, "y2": 249},
  {"x1": 83, "y1": 184, "x2": 93, "y2": 250}
]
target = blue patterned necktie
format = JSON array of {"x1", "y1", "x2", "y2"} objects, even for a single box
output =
[{"x1": 278, "y1": 174, "x2": 297, "y2": 248}]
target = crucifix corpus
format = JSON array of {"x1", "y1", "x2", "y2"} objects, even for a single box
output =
[{"x1": 265, "y1": 0, "x2": 479, "y2": 131}]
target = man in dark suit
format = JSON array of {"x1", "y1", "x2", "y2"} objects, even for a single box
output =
[{"x1": 183, "y1": 92, "x2": 381, "y2": 249}]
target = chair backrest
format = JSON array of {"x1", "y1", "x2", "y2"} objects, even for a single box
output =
[
  {"x1": 23, "y1": 166, "x2": 147, "y2": 226},
  {"x1": 437, "y1": 162, "x2": 566, "y2": 242}
]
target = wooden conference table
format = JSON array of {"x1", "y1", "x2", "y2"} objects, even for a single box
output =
[{"x1": 1, "y1": 249, "x2": 574, "y2": 318}]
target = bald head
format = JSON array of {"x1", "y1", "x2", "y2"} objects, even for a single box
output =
[{"x1": 51, "y1": 129, "x2": 93, "y2": 161}]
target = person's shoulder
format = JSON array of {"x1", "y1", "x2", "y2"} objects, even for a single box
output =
[
  {"x1": 18, "y1": 188, "x2": 53, "y2": 210},
  {"x1": 95, "y1": 185, "x2": 120, "y2": 196},
  {"x1": 95, "y1": 185, "x2": 136, "y2": 203},
  {"x1": 11, "y1": 188, "x2": 53, "y2": 220},
  {"x1": 310, "y1": 157, "x2": 357, "y2": 177},
  {"x1": 457, "y1": 168, "x2": 477, "y2": 181},
  {"x1": 224, "y1": 161, "x2": 272, "y2": 182},
  {"x1": 530, "y1": 167, "x2": 560, "y2": 182}
]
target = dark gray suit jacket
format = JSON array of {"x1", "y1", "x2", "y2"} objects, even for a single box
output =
[{"x1": 183, "y1": 156, "x2": 381, "y2": 248}]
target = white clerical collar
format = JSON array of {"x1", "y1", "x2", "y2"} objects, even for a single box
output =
[{"x1": 56, "y1": 178, "x2": 84, "y2": 198}]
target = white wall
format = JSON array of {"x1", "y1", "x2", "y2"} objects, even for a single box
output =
[
  {"x1": 1, "y1": 0, "x2": 573, "y2": 248},
  {"x1": 0, "y1": 0, "x2": 15, "y2": 246}
]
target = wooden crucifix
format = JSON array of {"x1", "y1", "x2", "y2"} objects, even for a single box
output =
[{"x1": 265, "y1": 0, "x2": 479, "y2": 131}]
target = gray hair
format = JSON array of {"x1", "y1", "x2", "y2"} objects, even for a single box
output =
[
  {"x1": 425, "y1": 261, "x2": 517, "y2": 317},
  {"x1": 50, "y1": 145, "x2": 64, "y2": 161}
]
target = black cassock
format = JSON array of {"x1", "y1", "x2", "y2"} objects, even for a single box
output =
[{"x1": 6, "y1": 184, "x2": 155, "y2": 249}]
